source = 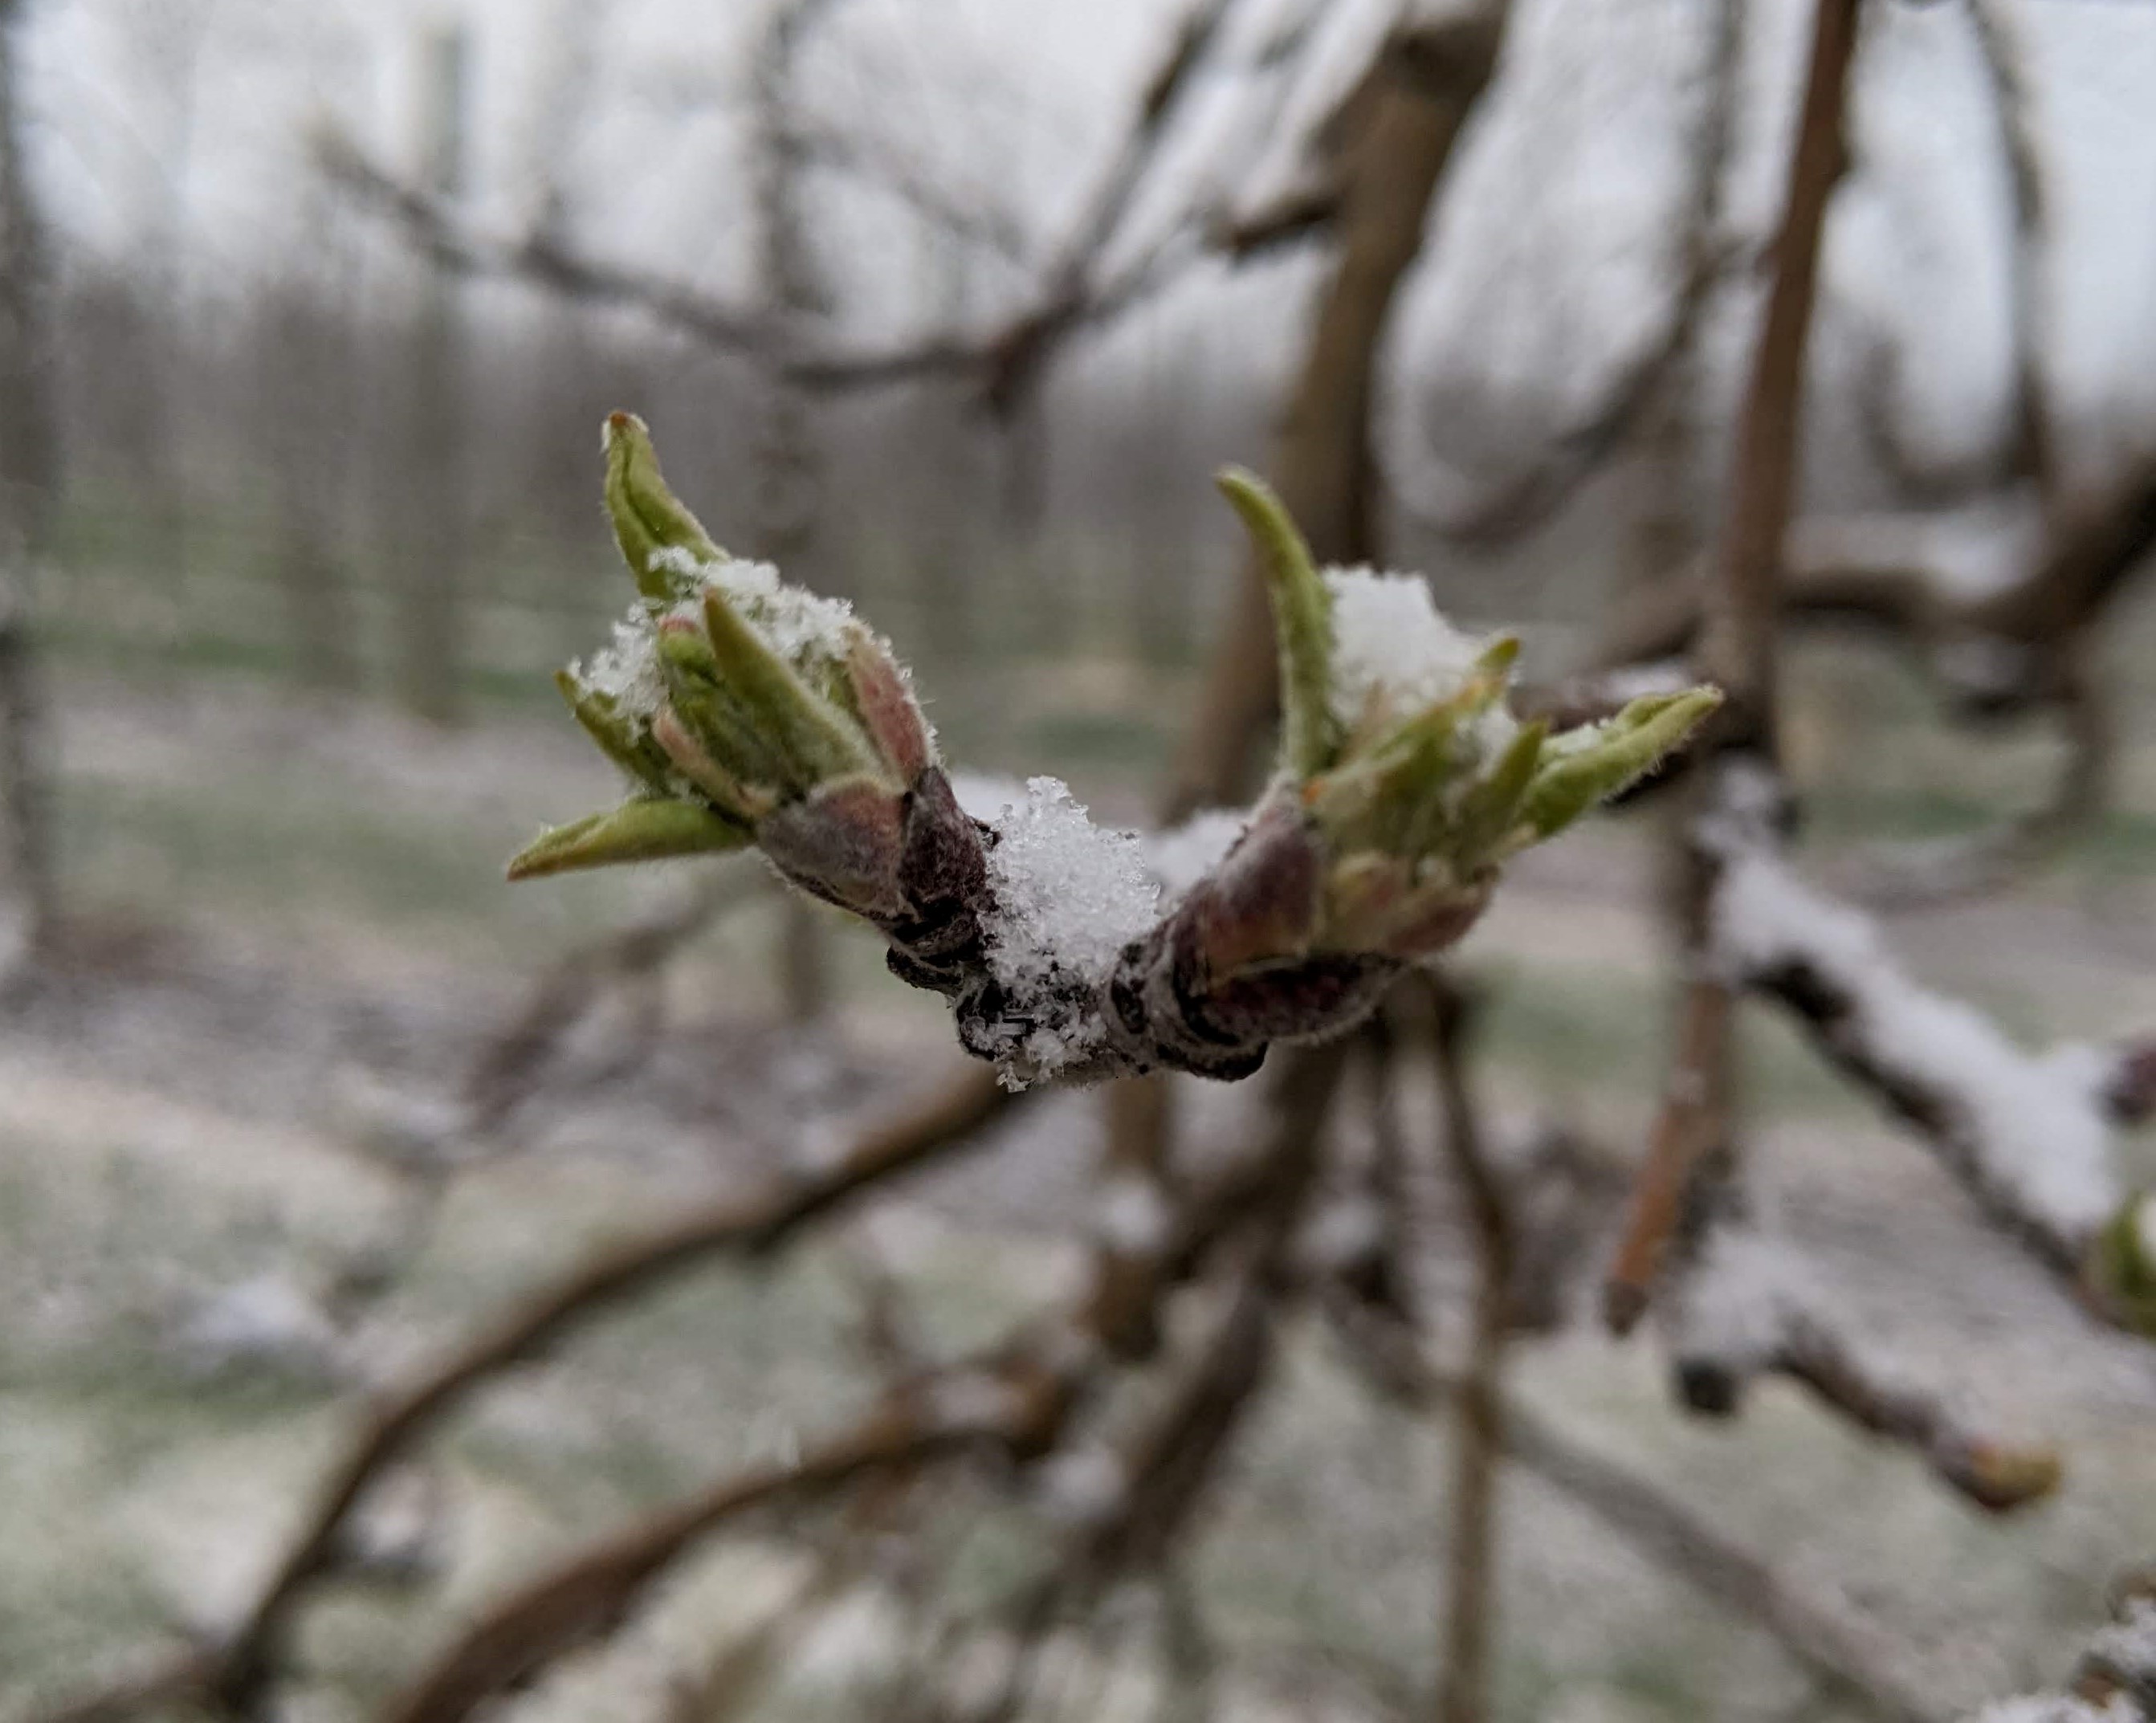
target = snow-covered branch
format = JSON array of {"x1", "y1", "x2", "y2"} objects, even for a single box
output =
[
  {"x1": 1667, "y1": 1222, "x2": 2064, "y2": 1513},
  {"x1": 1707, "y1": 836, "x2": 2152, "y2": 1314}
]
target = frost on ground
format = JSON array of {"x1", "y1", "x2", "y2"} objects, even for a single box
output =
[
  {"x1": 977, "y1": 776, "x2": 1160, "y2": 1085},
  {"x1": 1710, "y1": 845, "x2": 2123, "y2": 1243}
]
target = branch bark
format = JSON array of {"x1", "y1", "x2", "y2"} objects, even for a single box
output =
[{"x1": 1607, "y1": 0, "x2": 1861, "y2": 1331}]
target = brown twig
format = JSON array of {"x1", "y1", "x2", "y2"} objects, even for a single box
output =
[
  {"x1": 1427, "y1": 976, "x2": 1512, "y2": 1723},
  {"x1": 1400, "y1": 0, "x2": 1745, "y2": 553},
  {"x1": 1606, "y1": 0, "x2": 1861, "y2": 1330}
]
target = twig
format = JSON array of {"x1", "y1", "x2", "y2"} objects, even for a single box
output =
[
  {"x1": 1708, "y1": 841, "x2": 2150, "y2": 1294},
  {"x1": 1428, "y1": 976, "x2": 1511, "y2": 1723},
  {"x1": 1607, "y1": 0, "x2": 1861, "y2": 1330},
  {"x1": 1395, "y1": 0, "x2": 1744, "y2": 553},
  {"x1": 1665, "y1": 1220, "x2": 2063, "y2": 1512}
]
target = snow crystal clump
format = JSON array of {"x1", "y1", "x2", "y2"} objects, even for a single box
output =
[
  {"x1": 1667, "y1": 1225, "x2": 1814, "y2": 1372},
  {"x1": 980, "y1": 777, "x2": 1160, "y2": 1083},
  {"x1": 1144, "y1": 809, "x2": 1248, "y2": 903},
  {"x1": 649, "y1": 545, "x2": 861, "y2": 670},
  {"x1": 575, "y1": 607, "x2": 666, "y2": 723},
  {"x1": 1324, "y1": 567, "x2": 1486, "y2": 727},
  {"x1": 1712, "y1": 850, "x2": 2119, "y2": 1237}
]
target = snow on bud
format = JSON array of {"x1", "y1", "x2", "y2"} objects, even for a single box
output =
[
  {"x1": 513, "y1": 413, "x2": 943, "y2": 895},
  {"x1": 1211, "y1": 467, "x2": 1720, "y2": 963}
]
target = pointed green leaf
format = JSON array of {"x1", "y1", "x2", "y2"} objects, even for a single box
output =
[
  {"x1": 699, "y1": 588, "x2": 878, "y2": 790},
  {"x1": 650, "y1": 707, "x2": 771, "y2": 824},
  {"x1": 506, "y1": 797, "x2": 750, "y2": 880},
  {"x1": 603, "y1": 411, "x2": 723, "y2": 600},
  {"x1": 555, "y1": 670, "x2": 673, "y2": 792},
  {"x1": 1475, "y1": 633, "x2": 1522, "y2": 678},
  {"x1": 1522, "y1": 686, "x2": 1722, "y2": 837},
  {"x1": 1217, "y1": 467, "x2": 1338, "y2": 779},
  {"x1": 1456, "y1": 718, "x2": 1547, "y2": 862}
]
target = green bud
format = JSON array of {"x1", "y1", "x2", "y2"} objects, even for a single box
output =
[
  {"x1": 603, "y1": 411, "x2": 723, "y2": 601},
  {"x1": 1475, "y1": 633, "x2": 1522, "y2": 677},
  {"x1": 1217, "y1": 467, "x2": 1339, "y2": 780},
  {"x1": 507, "y1": 796, "x2": 752, "y2": 880}
]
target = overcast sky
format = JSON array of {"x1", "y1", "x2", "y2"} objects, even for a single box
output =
[{"x1": 16, "y1": 0, "x2": 2156, "y2": 496}]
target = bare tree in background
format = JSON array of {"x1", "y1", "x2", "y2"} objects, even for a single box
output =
[
  {"x1": 393, "y1": 25, "x2": 473, "y2": 726},
  {"x1": 0, "y1": 0, "x2": 55, "y2": 972}
]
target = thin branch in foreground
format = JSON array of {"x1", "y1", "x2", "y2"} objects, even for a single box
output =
[
  {"x1": 380, "y1": 1396, "x2": 1033, "y2": 1723},
  {"x1": 385, "y1": 1041, "x2": 1350, "y2": 1723}
]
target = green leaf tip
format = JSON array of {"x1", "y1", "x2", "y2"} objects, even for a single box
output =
[
  {"x1": 1522, "y1": 686, "x2": 1722, "y2": 838},
  {"x1": 507, "y1": 796, "x2": 751, "y2": 881},
  {"x1": 603, "y1": 411, "x2": 723, "y2": 600},
  {"x1": 1216, "y1": 466, "x2": 1338, "y2": 779}
]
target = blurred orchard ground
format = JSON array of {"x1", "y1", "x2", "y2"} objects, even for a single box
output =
[{"x1": 2, "y1": 2, "x2": 2156, "y2": 1722}]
